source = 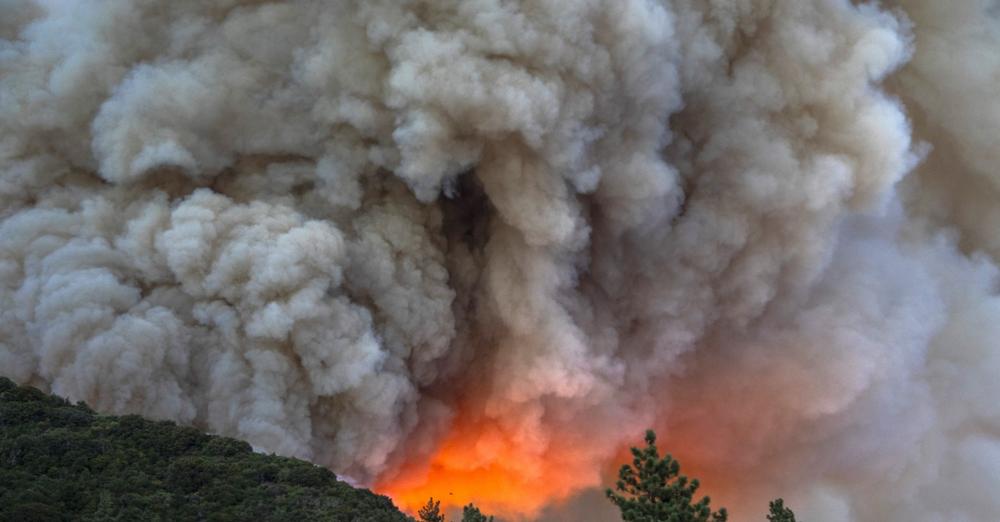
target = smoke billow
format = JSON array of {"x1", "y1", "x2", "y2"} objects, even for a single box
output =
[{"x1": 2, "y1": 0, "x2": 999, "y2": 519}]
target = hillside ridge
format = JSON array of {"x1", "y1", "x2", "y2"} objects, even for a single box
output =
[{"x1": 0, "y1": 377, "x2": 414, "y2": 522}]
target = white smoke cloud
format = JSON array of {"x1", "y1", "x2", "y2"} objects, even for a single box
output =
[{"x1": 2, "y1": 0, "x2": 999, "y2": 520}]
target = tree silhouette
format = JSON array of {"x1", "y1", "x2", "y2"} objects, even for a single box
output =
[
  {"x1": 767, "y1": 499, "x2": 796, "y2": 522},
  {"x1": 460, "y1": 503, "x2": 494, "y2": 522},
  {"x1": 418, "y1": 497, "x2": 445, "y2": 522},
  {"x1": 606, "y1": 430, "x2": 728, "y2": 522}
]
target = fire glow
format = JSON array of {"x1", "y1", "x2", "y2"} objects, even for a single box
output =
[
  {"x1": 378, "y1": 418, "x2": 602, "y2": 518},
  {"x1": 377, "y1": 416, "x2": 739, "y2": 520}
]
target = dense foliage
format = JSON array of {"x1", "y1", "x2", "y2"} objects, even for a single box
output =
[{"x1": 0, "y1": 377, "x2": 412, "y2": 522}]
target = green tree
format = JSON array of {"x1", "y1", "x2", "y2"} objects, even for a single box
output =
[
  {"x1": 767, "y1": 499, "x2": 796, "y2": 522},
  {"x1": 0, "y1": 377, "x2": 411, "y2": 522},
  {"x1": 606, "y1": 430, "x2": 728, "y2": 522},
  {"x1": 460, "y1": 503, "x2": 493, "y2": 522},
  {"x1": 418, "y1": 497, "x2": 445, "y2": 522}
]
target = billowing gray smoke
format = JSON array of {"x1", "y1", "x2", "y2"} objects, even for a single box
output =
[{"x1": 2, "y1": 0, "x2": 1000, "y2": 520}]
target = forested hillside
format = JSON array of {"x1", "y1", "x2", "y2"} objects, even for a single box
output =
[{"x1": 0, "y1": 377, "x2": 412, "y2": 522}]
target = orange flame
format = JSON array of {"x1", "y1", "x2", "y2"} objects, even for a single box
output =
[
  {"x1": 375, "y1": 369, "x2": 763, "y2": 521},
  {"x1": 377, "y1": 415, "x2": 606, "y2": 519},
  {"x1": 378, "y1": 421, "x2": 751, "y2": 520}
]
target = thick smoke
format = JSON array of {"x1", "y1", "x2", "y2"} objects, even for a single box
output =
[{"x1": 2, "y1": 0, "x2": 999, "y2": 520}]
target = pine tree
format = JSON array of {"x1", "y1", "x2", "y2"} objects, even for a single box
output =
[
  {"x1": 606, "y1": 430, "x2": 728, "y2": 522},
  {"x1": 460, "y1": 503, "x2": 494, "y2": 522},
  {"x1": 418, "y1": 497, "x2": 445, "y2": 522},
  {"x1": 767, "y1": 499, "x2": 796, "y2": 522}
]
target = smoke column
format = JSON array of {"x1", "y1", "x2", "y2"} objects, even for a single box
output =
[{"x1": 2, "y1": 0, "x2": 1000, "y2": 519}]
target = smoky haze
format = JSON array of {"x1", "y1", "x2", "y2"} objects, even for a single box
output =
[{"x1": 2, "y1": 0, "x2": 1000, "y2": 520}]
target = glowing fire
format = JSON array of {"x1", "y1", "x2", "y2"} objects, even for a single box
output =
[
  {"x1": 378, "y1": 416, "x2": 605, "y2": 519},
  {"x1": 378, "y1": 412, "x2": 746, "y2": 520}
]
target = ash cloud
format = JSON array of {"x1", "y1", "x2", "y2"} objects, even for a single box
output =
[{"x1": 2, "y1": 1, "x2": 1000, "y2": 520}]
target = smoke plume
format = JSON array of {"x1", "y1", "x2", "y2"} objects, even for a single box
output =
[{"x1": 2, "y1": 0, "x2": 999, "y2": 519}]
